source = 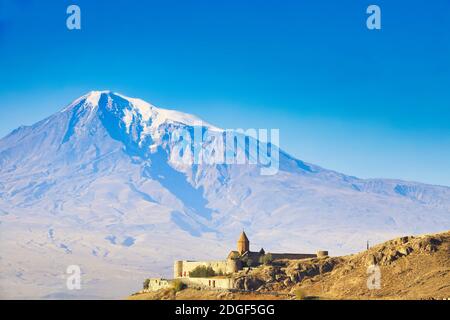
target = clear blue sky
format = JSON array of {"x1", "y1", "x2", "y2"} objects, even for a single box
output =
[{"x1": 0, "y1": 0, "x2": 449, "y2": 186}]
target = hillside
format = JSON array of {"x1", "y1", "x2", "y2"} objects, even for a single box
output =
[
  {"x1": 291, "y1": 230, "x2": 450, "y2": 299},
  {"x1": 130, "y1": 230, "x2": 450, "y2": 300}
]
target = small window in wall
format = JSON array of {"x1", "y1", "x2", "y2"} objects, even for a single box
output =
[
  {"x1": 208, "y1": 280, "x2": 211, "y2": 286},
  {"x1": 212, "y1": 281, "x2": 216, "y2": 288},
  {"x1": 183, "y1": 271, "x2": 186, "y2": 277}
]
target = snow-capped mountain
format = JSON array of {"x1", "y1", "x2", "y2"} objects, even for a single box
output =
[{"x1": 0, "y1": 91, "x2": 449, "y2": 299}]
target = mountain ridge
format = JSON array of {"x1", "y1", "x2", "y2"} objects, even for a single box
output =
[{"x1": 3, "y1": 91, "x2": 448, "y2": 187}]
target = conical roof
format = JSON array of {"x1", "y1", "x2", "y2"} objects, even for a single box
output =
[{"x1": 238, "y1": 231, "x2": 249, "y2": 242}]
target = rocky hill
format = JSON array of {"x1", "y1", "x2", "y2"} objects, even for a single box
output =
[{"x1": 130, "y1": 230, "x2": 450, "y2": 300}]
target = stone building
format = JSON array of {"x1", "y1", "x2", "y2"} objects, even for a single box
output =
[
  {"x1": 147, "y1": 232, "x2": 328, "y2": 291},
  {"x1": 146, "y1": 278, "x2": 172, "y2": 291},
  {"x1": 174, "y1": 231, "x2": 326, "y2": 279}
]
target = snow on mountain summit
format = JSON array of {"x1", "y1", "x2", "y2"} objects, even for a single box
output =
[{"x1": 64, "y1": 90, "x2": 221, "y2": 132}]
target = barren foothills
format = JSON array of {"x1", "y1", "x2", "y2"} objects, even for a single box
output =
[{"x1": 130, "y1": 231, "x2": 450, "y2": 300}]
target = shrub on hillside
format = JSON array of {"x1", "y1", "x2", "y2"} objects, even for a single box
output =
[
  {"x1": 172, "y1": 279, "x2": 187, "y2": 292},
  {"x1": 143, "y1": 278, "x2": 150, "y2": 290},
  {"x1": 241, "y1": 256, "x2": 256, "y2": 268},
  {"x1": 259, "y1": 253, "x2": 273, "y2": 265},
  {"x1": 189, "y1": 265, "x2": 216, "y2": 278}
]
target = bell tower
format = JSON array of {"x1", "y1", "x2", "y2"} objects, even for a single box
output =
[{"x1": 237, "y1": 231, "x2": 250, "y2": 254}]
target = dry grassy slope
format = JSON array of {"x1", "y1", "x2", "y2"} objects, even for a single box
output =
[
  {"x1": 283, "y1": 230, "x2": 450, "y2": 299},
  {"x1": 128, "y1": 288, "x2": 287, "y2": 300},
  {"x1": 129, "y1": 230, "x2": 450, "y2": 300}
]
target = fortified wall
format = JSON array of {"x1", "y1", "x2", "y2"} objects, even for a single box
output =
[
  {"x1": 146, "y1": 278, "x2": 172, "y2": 291},
  {"x1": 182, "y1": 277, "x2": 234, "y2": 290},
  {"x1": 270, "y1": 253, "x2": 317, "y2": 260},
  {"x1": 173, "y1": 259, "x2": 239, "y2": 278},
  {"x1": 146, "y1": 232, "x2": 328, "y2": 292}
]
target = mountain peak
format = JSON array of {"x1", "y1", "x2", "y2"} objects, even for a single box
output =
[
  {"x1": 62, "y1": 90, "x2": 112, "y2": 112},
  {"x1": 63, "y1": 91, "x2": 221, "y2": 131},
  {"x1": 84, "y1": 90, "x2": 110, "y2": 106}
]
